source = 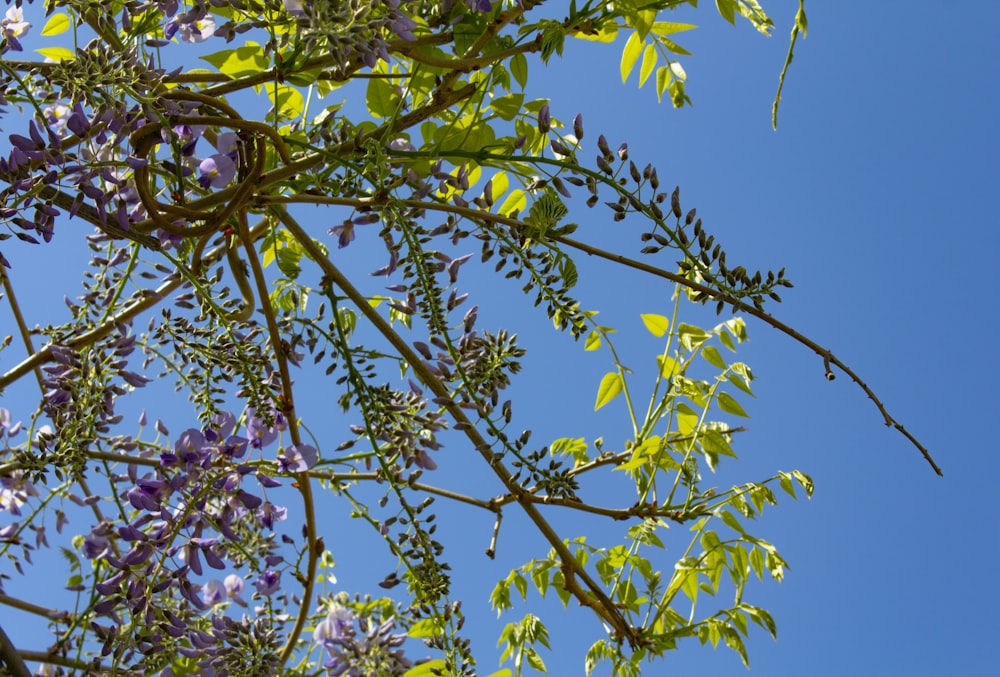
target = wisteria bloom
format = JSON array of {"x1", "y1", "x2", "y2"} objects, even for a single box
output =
[
  {"x1": 329, "y1": 220, "x2": 355, "y2": 249},
  {"x1": 225, "y1": 573, "x2": 247, "y2": 606},
  {"x1": 277, "y1": 444, "x2": 317, "y2": 473},
  {"x1": 202, "y1": 579, "x2": 225, "y2": 606},
  {"x1": 2, "y1": 6, "x2": 30, "y2": 44},
  {"x1": 314, "y1": 606, "x2": 354, "y2": 646},
  {"x1": 0, "y1": 472, "x2": 38, "y2": 516},
  {"x1": 254, "y1": 569, "x2": 281, "y2": 596},
  {"x1": 167, "y1": 13, "x2": 216, "y2": 43},
  {"x1": 198, "y1": 153, "x2": 236, "y2": 189}
]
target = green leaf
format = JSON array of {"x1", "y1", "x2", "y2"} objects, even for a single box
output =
[
  {"x1": 550, "y1": 437, "x2": 588, "y2": 463},
  {"x1": 510, "y1": 52, "x2": 529, "y2": 89},
  {"x1": 675, "y1": 402, "x2": 699, "y2": 435},
  {"x1": 702, "y1": 345, "x2": 726, "y2": 369},
  {"x1": 778, "y1": 472, "x2": 796, "y2": 498},
  {"x1": 677, "y1": 323, "x2": 710, "y2": 349},
  {"x1": 513, "y1": 573, "x2": 528, "y2": 599},
  {"x1": 497, "y1": 188, "x2": 527, "y2": 217},
  {"x1": 641, "y1": 313, "x2": 669, "y2": 337},
  {"x1": 267, "y1": 83, "x2": 305, "y2": 119},
  {"x1": 620, "y1": 31, "x2": 644, "y2": 84},
  {"x1": 34, "y1": 46, "x2": 74, "y2": 62},
  {"x1": 793, "y1": 470, "x2": 815, "y2": 498},
  {"x1": 571, "y1": 22, "x2": 618, "y2": 43},
  {"x1": 749, "y1": 548, "x2": 764, "y2": 579},
  {"x1": 526, "y1": 647, "x2": 547, "y2": 672},
  {"x1": 594, "y1": 372, "x2": 623, "y2": 410},
  {"x1": 657, "y1": 355, "x2": 679, "y2": 378},
  {"x1": 492, "y1": 93, "x2": 524, "y2": 121},
  {"x1": 366, "y1": 77, "x2": 400, "y2": 118},
  {"x1": 404, "y1": 660, "x2": 448, "y2": 677},
  {"x1": 717, "y1": 391, "x2": 749, "y2": 417},
  {"x1": 485, "y1": 671, "x2": 513, "y2": 677},
  {"x1": 702, "y1": 429, "x2": 736, "y2": 458},
  {"x1": 655, "y1": 65, "x2": 671, "y2": 103},
  {"x1": 584, "y1": 330, "x2": 602, "y2": 351},
  {"x1": 41, "y1": 13, "x2": 70, "y2": 36},
  {"x1": 638, "y1": 43, "x2": 658, "y2": 86},
  {"x1": 408, "y1": 617, "x2": 445, "y2": 638},
  {"x1": 201, "y1": 43, "x2": 269, "y2": 79},
  {"x1": 651, "y1": 22, "x2": 697, "y2": 36},
  {"x1": 719, "y1": 330, "x2": 736, "y2": 352},
  {"x1": 658, "y1": 36, "x2": 693, "y2": 57},
  {"x1": 719, "y1": 509, "x2": 746, "y2": 535},
  {"x1": 716, "y1": 0, "x2": 737, "y2": 24}
]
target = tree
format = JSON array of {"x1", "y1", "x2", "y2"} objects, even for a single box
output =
[{"x1": 0, "y1": 1, "x2": 940, "y2": 675}]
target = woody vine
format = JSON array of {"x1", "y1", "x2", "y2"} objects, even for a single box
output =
[{"x1": 0, "y1": 1, "x2": 938, "y2": 676}]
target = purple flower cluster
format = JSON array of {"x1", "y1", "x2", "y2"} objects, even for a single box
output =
[
  {"x1": 65, "y1": 406, "x2": 309, "y2": 670},
  {"x1": 314, "y1": 605, "x2": 417, "y2": 676}
]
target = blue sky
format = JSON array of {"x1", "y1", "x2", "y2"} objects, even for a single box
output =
[{"x1": 1, "y1": 2, "x2": 997, "y2": 675}]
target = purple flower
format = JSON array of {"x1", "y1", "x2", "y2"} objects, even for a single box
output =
[
  {"x1": 198, "y1": 153, "x2": 236, "y2": 189},
  {"x1": 202, "y1": 579, "x2": 225, "y2": 606},
  {"x1": 246, "y1": 407, "x2": 278, "y2": 449},
  {"x1": 171, "y1": 13, "x2": 215, "y2": 43},
  {"x1": 0, "y1": 408, "x2": 21, "y2": 437},
  {"x1": 257, "y1": 502, "x2": 288, "y2": 530},
  {"x1": 277, "y1": 444, "x2": 317, "y2": 473},
  {"x1": 314, "y1": 606, "x2": 354, "y2": 647},
  {"x1": 225, "y1": 573, "x2": 247, "y2": 606},
  {"x1": 329, "y1": 220, "x2": 355, "y2": 249},
  {"x1": 254, "y1": 569, "x2": 281, "y2": 596},
  {"x1": 446, "y1": 253, "x2": 472, "y2": 284}
]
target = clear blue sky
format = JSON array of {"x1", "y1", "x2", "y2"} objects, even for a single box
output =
[{"x1": 1, "y1": 3, "x2": 997, "y2": 675}]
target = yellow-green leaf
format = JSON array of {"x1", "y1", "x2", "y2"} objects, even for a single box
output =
[
  {"x1": 584, "y1": 330, "x2": 602, "y2": 351},
  {"x1": 702, "y1": 345, "x2": 726, "y2": 369},
  {"x1": 41, "y1": 13, "x2": 70, "y2": 36},
  {"x1": 510, "y1": 52, "x2": 528, "y2": 89},
  {"x1": 641, "y1": 313, "x2": 669, "y2": 337},
  {"x1": 201, "y1": 43, "x2": 269, "y2": 79},
  {"x1": 404, "y1": 660, "x2": 448, "y2": 677},
  {"x1": 655, "y1": 65, "x2": 671, "y2": 103},
  {"x1": 651, "y1": 22, "x2": 697, "y2": 36},
  {"x1": 571, "y1": 22, "x2": 618, "y2": 43},
  {"x1": 676, "y1": 402, "x2": 699, "y2": 435},
  {"x1": 639, "y1": 43, "x2": 658, "y2": 87},
  {"x1": 594, "y1": 372, "x2": 623, "y2": 410},
  {"x1": 657, "y1": 355, "x2": 679, "y2": 378},
  {"x1": 267, "y1": 83, "x2": 305, "y2": 119},
  {"x1": 408, "y1": 618, "x2": 444, "y2": 639},
  {"x1": 717, "y1": 391, "x2": 749, "y2": 417},
  {"x1": 620, "y1": 32, "x2": 644, "y2": 84},
  {"x1": 35, "y1": 46, "x2": 75, "y2": 62},
  {"x1": 498, "y1": 188, "x2": 526, "y2": 217}
]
